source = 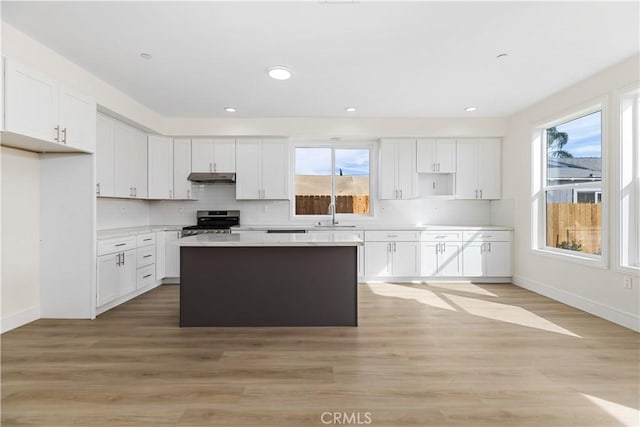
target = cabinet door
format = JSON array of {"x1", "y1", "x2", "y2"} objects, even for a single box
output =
[
  {"x1": 119, "y1": 250, "x2": 137, "y2": 297},
  {"x1": 476, "y1": 138, "x2": 501, "y2": 199},
  {"x1": 173, "y1": 138, "x2": 192, "y2": 199},
  {"x1": 462, "y1": 242, "x2": 484, "y2": 277},
  {"x1": 156, "y1": 232, "x2": 166, "y2": 280},
  {"x1": 114, "y1": 122, "x2": 136, "y2": 198},
  {"x1": 396, "y1": 141, "x2": 416, "y2": 199},
  {"x1": 379, "y1": 141, "x2": 397, "y2": 199},
  {"x1": 485, "y1": 241, "x2": 512, "y2": 277},
  {"x1": 262, "y1": 139, "x2": 289, "y2": 199},
  {"x1": 435, "y1": 139, "x2": 456, "y2": 173},
  {"x1": 191, "y1": 138, "x2": 213, "y2": 173},
  {"x1": 4, "y1": 58, "x2": 58, "y2": 143},
  {"x1": 420, "y1": 242, "x2": 440, "y2": 276},
  {"x1": 96, "y1": 114, "x2": 115, "y2": 197},
  {"x1": 235, "y1": 139, "x2": 261, "y2": 199},
  {"x1": 439, "y1": 242, "x2": 462, "y2": 277},
  {"x1": 455, "y1": 140, "x2": 477, "y2": 199},
  {"x1": 393, "y1": 241, "x2": 419, "y2": 276},
  {"x1": 416, "y1": 139, "x2": 436, "y2": 173},
  {"x1": 147, "y1": 135, "x2": 173, "y2": 199},
  {"x1": 165, "y1": 231, "x2": 181, "y2": 277},
  {"x1": 97, "y1": 253, "x2": 119, "y2": 306},
  {"x1": 59, "y1": 86, "x2": 96, "y2": 152},
  {"x1": 130, "y1": 128, "x2": 148, "y2": 199},
  {"x1": 212, "y1": 138, "x2": 236, "y2": 172},
  {"x1": 365, "y1": 242, "x2": 392, "y2": 277}
]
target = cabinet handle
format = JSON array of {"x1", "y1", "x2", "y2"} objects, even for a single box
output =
[
  {"x1": 122, "y1": 252, "x2": 125, "y2": 265},
  {"x1": 475, "y1": 189, "x2": 478, "y2": 199},
  {"x1": 400, "y1": 189, "x2": 403, "y2": 199},
  {"x1": 143, "y1": 238, "x2": 152, "y2": 241},
  {"x1": 62, "y1": 128, "x2": 67, "y2": 144},
  {"x1": 96, "y1": 183, "x2": 100, "y2": 195},
  {"x1": 488, "y1": 242, "x2": 491, "y2": 252},
  {"x1": 393, "y1": 242, "x2": 397, "y2": 252},
  {"x1": 187, "y1": 189, "x2": 190, "y2": 199},
  {"x1": 437, "y1": 163, "x2": 440, "y2": 172},
  {"x1": 143, "y1": 274, "x2": 152, "y2": 279},
  {"x1": 432, "y1": 163, "x2": 436, "y2": 172},
  {"x1": 169, "y1": 189, "x2": 173, "y2": 199},
  {"x1": 214, "y1": 162, "x2": 217, "y2": 172},
  {"x1": 143, "y1": 254, "x2": 152, "y2": 258},
  {"x1": 116, "y1": 253, "x2": 120, "y2": 266},
  {"x1": 54, "y1": 126, "x2": 60, "y2": 142},
  {"x1": 387, "y1": 234, "x2": 398, "y2": 238},
  {"x1": 115, "y1": 243, "x2": 126, "y2": 247},
  {"x1": 480, "y1": 189, "x2": 483, "y2": 199}
]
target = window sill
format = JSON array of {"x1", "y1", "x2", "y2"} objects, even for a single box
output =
[
  {"x1": 531, "y1": 247, "x2": 607, "y2": 270},
  {"x1": 616, "y1": 265, "x2": 640, "y2": 276}
]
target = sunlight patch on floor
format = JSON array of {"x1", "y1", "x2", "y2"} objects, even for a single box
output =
[
  {"x1": 424, "y1": 282, "x2": 498, "y2": 297},
  {"x1": 443, "y1": 293, "x2": 582, "y2": 338},
  {"x1": 581, "y1": 393, "x2": 640, "y2": 426},
  {"x1": 367, "y1": 283, "x2": 456, "y2": 311}
]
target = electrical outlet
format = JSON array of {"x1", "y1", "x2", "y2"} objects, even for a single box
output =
[{"x1": 623, "y1": 276, "x2": 633, "y2": 290}]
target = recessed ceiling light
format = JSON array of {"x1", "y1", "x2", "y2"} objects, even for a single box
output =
[
  {"x1": 465, "y1": 106, "x2": 478, "y2": 112},
  {"x1": 224, "y1": 107, "x2": 236, "y2": 113},
  {"x1": 496, "y1": 53, "x2": 508, "y2": 60},
  {"x1": 345, "y1": 107, "x2": 357, "y2": 112},
  {"x1": 267, "y1": 66, "x2": 292, "y2": 80},
  {"x1": 140, "y1": 52, "x2": 153, "y2": 60}
]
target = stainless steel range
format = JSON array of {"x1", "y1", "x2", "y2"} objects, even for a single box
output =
[{"x1": 182, "y1": 210, "x2": 240, "y2": 236}]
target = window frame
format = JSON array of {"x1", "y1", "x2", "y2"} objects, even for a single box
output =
[
  {"x1": 532, "y1": 100, "x2": 608, "y2": 268},
  {"x1": 290, "y1": 140, "x2": 376, "y2": 221},
  {"x1": 617, "y1": 86, "x2": 640, "y2": 273}
]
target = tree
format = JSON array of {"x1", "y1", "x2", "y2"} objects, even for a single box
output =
[{"x1": 546, "y1": 127, "x2": 573, "y2": 158}]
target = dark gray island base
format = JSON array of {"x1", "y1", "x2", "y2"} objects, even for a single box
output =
[{"x1": 180, "y1": 245, "x2": 358, "y2": 326}]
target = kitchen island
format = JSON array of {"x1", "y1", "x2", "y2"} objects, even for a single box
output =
[{"x1": 177, "y1": 232, "x2": 362, "y2": 327}]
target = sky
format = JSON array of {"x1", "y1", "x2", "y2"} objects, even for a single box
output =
[
  {"x1": 295, "y1": 148, "x2": 370, "y2": 176},
  {"x1": 553, "y1": 111, "x2": 602, "y2": 158}
]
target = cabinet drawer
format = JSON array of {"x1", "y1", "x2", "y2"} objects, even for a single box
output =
[
  {"x1": 420, "y1": 231, "x2": 461, "y2": 242},
  {"x1": 463, "y1": 230, "x2": 512, "y2": 242},
  {"x1": 136, "y1": 264, "x2": 156, "y2": 288},
  {"x1": 136, "y1": 247, "x2": 156, "y2": 267},
  {"x1": 365, "y1": 230, "x2": 419, "y2": 242},
  {"x1": 137, "y1": 233, "x2": 156, "y2": 247},
  {"x1": 97, "y1": 236, "x2": 137, "y2": 256}
]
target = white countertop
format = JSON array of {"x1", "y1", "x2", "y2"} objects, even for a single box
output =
[
  {"x1": 97, "y1": 225, "x2": 185, "y2": 239},
  {"x1": 235, "y1": 224, "x2": 513, "y2": 231},
  {"x1": 177, "y1": 231, "x2": 363, "y2": 247}
]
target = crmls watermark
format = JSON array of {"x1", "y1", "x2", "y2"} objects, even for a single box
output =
[{"x1": 320, "y1": 411, "x2": 372, "y2": 425}]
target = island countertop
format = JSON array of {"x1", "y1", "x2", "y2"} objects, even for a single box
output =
[{"x1": 177, "y1": 231, "x2": 363, "y2": 247}]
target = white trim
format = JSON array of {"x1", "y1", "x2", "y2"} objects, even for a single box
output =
[
  {"x1": 95, "y1": 280, "x2": 162, "y2": 316},
  {"x1": 1, "y1": 305, "x2": 41, "y2": 333},
  {"x1": 513, "y1": 275, "x2": 640, "y2": 332},
  {"x1": 361, "y1": 277, "x2": 512, "y2": 284},
  {"x1": 530, "y1": 247, "x2": 607, "y2": 269}
]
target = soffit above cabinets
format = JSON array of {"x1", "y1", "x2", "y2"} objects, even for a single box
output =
[{"x1": 2, "y1": 2, "x2": 638, "y2": 118}]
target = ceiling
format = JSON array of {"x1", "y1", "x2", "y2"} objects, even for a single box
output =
[{"x1": 2, "y1": 1, "x2": 638, "y2": 118}]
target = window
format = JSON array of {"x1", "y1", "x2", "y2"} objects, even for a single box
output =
[
  {"x1": 294, "y1": 146, "x2": 371, "y2": 216},
  {"x1": 542, "y1": 109, "x2": 603, "y2": 257},
  {"x1": 620, "y1": 88, "x2": 640, "y2": 269}
]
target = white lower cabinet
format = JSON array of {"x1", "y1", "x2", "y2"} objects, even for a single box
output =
[
  {"x1": 97, "y1": 250, "x2": 136, "y2": 307},
  {"x1": 164, "y1": 231, "x2": 181, "y2": 278},
  {"x1": 461, "y1": 231, "x2": 512, "y2": 277},
  {"x1": 421, "y1": 242, "x2": 462, "y2": 277},
  {"x1": 364, "y1": 231, "x2": 420, "y2": 278}
]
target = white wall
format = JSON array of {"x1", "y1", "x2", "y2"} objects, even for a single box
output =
[
  {"x1": 1, "y1": 147, "x2": 40, "y2": 332},
  {"x1": 97, "y1": 198, "x2": 150, "y2": 230},
  {"x1": 504, "y1": 55, "x2": 640, "y2": 331},
  {"x1": 149, "y1": 184, "x2": 492, "y2": 227}
]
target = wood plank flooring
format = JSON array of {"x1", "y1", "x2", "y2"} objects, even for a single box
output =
[{"x1": 2, "y1": 283, "x2": 638, "y2": 426}]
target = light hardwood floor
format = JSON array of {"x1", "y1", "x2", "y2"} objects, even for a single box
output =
[{"x1": 2, "y1": 283, "x2": 638, "y2": 426}]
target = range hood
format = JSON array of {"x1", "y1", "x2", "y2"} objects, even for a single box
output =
[{"x1": 187, "y1": 172, "x2": 236, "y2": 183}]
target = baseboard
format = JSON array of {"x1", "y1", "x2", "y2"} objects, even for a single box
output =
[
  {"x1": 361, "y1": 277, "x2": 512, "y2": 284},
  {"x1": 513, "y1": 275, "x2": 640, "y2": 332},
  {"x1": 1, "y1": 305, "x2": 41, "y2": 333}
]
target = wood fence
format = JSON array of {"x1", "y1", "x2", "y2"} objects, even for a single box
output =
[
  {"x1": 296, "y1": 195, "x2": 370, "y2": 215},
  {"x1": 546, "y1": 203, "x2": 601, "y2": 255}
]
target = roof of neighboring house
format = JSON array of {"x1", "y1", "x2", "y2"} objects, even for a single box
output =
[{"x1": 547, "y1": 157, "x2": 602, "y2": 180}]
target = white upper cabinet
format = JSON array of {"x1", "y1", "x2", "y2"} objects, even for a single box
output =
[
  {"x1": 236, "y1": 138, "x2": 289, "y2": 200},
  {"x1": 191, "y1": 138, "x2": 236, "y2": 173},
  {"x1": 173, "y1": 138, "x2": 193, "y2": 199},
  {"x1": 96, "y1": 114, "x2": 115, "y2": 197},
  {"x1": 455, "y1": 138, "x2": 501, "y2": 199},
  {"x1": 2, "y1": 57, "x2": 96, "y2": 153},
  {"x1": 379, "y1": 139, "x2": 417, "y2": 200},
  {"x1": 417, "y1": 138, "x2": 456, "y2": 173},
  {"x1": 58, "y1": 86, "x2": 96, "y2": 152},
  {"x1": 114, "y1": 121, "x2": 147, "y2": 199},
  {"x1": 147, "y1": 135, "x2": 174, "y2": 200}
]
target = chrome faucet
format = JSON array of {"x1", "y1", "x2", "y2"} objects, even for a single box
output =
[{"x1": 327, "y1": 203, "x2": 338, "y2": 225}]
